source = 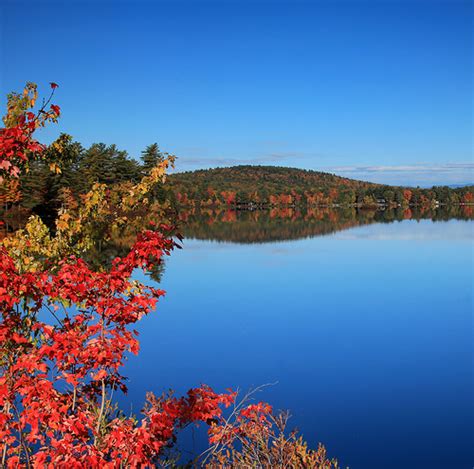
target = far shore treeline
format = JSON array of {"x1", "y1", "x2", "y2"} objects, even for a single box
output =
[{"x1": 1, "y1": 136, "x2": 473, "y2": 216}]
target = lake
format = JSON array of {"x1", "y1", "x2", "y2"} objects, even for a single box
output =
[{"x1": 120, "y1": 208, "x2": 473, "y2": 469}]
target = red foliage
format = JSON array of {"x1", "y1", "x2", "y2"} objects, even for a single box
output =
[
  {"x1": 0, "y1": 221, "x2": 245, "y2": 465},
  {"x1": 463, "y1": 192, "x2": 474, "y2": 204},
  {"x1": 0, "y1": 84, "x2": 286, "y2": 467},
  {"x1": 0, "y1": 112, "x2": 45, "y2": 180}
]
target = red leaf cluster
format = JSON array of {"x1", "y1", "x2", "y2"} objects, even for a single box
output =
[
  {"x1": 0, "y1": 84, "x2": 333, "y2": 468},
  {"x1": 0, "y1": 226, "x2": 243, "y2": 466},
  {"x1": 0, "y1": 113, "x2": 45, "y2": 180}
]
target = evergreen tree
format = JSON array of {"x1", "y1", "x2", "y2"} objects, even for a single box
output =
[
  {"x1": 19, "y1": 161, "x2": 50, "y2": 210},
  {"x1": 80, "y1": 143, "x2": 117, "y2": 188},
  {"x1": 46, "y1": 139, "x2": 84, "y2": 206},
  {"x1": 113, "y1": 150, "x2": 141, "y2": 184},
  {"x1": 141, "y1": 143, "x2": 165, "y2": 174},
  {"x1": 140, "y1": 143, "x2": 173, "y2": 202}
]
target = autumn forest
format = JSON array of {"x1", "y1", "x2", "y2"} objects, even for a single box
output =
[{"x1": 1, "y1": 137, "x2": 472, "y2": 224}]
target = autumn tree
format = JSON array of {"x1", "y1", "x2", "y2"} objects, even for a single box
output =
[{"x1": 0, "y1": 83, "x2": 339, "y2": 468}]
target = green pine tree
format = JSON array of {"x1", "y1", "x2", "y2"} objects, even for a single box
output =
[{"x1": 141, "y1": 143, "x2": 165, "y2": 174}]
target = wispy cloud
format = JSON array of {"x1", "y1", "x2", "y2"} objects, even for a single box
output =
[
  {"x1": 324, "y1": 163, "x2": 474, "y2": 186},
  {"x1": 327, "y1": 163, "x2": 474, "y2": 174},
  {"x1": 175, "y1": 151, "x2": 320, "y2": 169}
]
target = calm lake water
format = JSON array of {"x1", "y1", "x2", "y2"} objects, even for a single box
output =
[{"x1": 120, "y1": 210, "x2": 473, "y2": 469}]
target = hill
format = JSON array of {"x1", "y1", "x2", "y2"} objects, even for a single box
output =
[
  {"x1": 168, "y1": 165, "x2": 473, "y2": 207},
  {"x1": 170, "y1": 165, "x2": 373, "y2": 192}
]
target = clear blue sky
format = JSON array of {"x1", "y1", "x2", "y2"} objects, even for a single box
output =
[{"x1": 1, "y1": 0, "x2": 472, "y2": 186}]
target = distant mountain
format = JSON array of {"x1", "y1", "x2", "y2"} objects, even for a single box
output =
[
  {"x1": 445, "y1": 183, "x2": 474, "y2": 189},
  {"x1": 168, "y1": 165, "x2": 473, "y2": 207}
]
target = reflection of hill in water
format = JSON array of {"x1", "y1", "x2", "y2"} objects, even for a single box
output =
[
  {"x1": 179, "y1": 206, "x2": 474, "y2": 244},
  {"x1": 2, "y1": 205, "x2": 473, "y2": 257}
]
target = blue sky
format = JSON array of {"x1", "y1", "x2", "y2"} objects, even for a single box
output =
[{"x1": 1, "y1": 0, "x2": 472, "y2": 186}]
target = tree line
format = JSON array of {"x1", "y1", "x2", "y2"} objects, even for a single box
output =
[
  {"x1": 2, "y1": 137, "x2": 473, "y2": 215},
  {"x1": 170, "y1": 165, "x2": 474, "y2": 208}
]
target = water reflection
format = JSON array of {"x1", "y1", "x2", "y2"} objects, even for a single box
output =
[
  {"x1": 179, "y1": 205, "x2": 474, "y2": 244},
  {"x1": 2, "y1": 205, "x2": 472, "y2": 277}
]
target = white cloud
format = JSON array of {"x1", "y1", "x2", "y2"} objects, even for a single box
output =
[
  {"x1": 324, "y1": 163, "x2": 474, "y2": 186},
  {"x1": 327, "y1": 163, "x2": 474, "y2": 174}
]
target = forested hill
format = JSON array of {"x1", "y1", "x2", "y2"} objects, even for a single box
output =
[
  {"x1": 168, "y1": 165, "x2": 474, "y2": 207},
  {"x1": 170, "y1": 165, "x2": 372, "y2": 192}
]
